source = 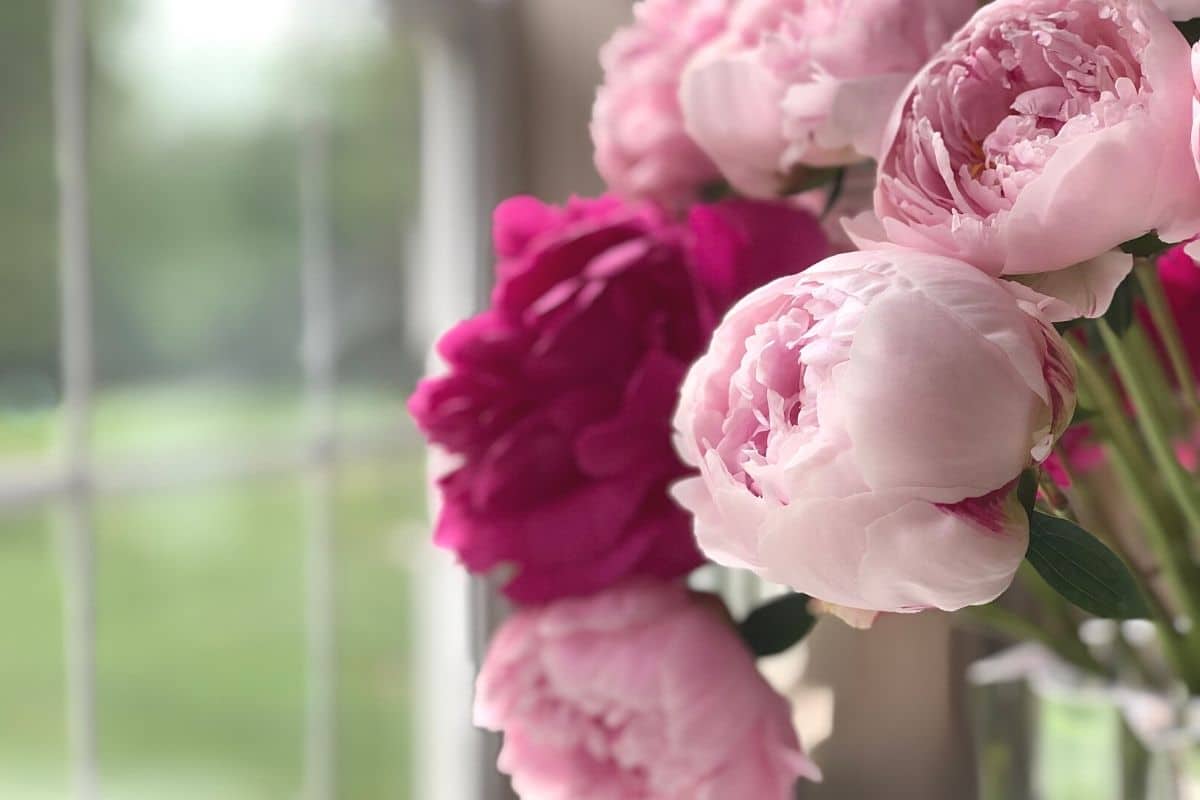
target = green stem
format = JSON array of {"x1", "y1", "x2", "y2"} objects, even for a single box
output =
[
  {"x1": 1120, "y1": 717, "x2": 1153, "y2": 800},
  {"x1": 1097, "y1": 320, "x2": 1200, "y2": 540},
  {"x1": 1016, "y1": 561, "x2": 1092, "y2": 657},
  {"x1": 1065, "y1": 464, "x2": 1174, "y2": 618},
  {"x1": 1036, "y1": 471, "x2": 1072, "y2": 519},
  {"x1": 1069, "y1": 338, "x2": 1155, "y2": 478},
  {"x1": 1135, "y1": 258, "x2": 1200, "y2": 416},
  {"x1": 1125, "y1": 324, "x2": 1184, "y2": 435},
  {"x1": 964, "y1": 603, "x2": 1104, "y2": 676},
  {"x1": 1068, "y1": 339, "x2": 1200, "y2": 692}
]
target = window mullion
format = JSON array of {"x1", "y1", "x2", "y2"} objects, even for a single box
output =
[
  {"x1": 52, "y1": 0, "x2": 98, "y2": 796},
  {"x1": 298, "y1": 106, "x2": 338, "y2": 800}
]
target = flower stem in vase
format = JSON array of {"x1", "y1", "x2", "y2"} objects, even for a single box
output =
[
  {"x1": 1064, "y1": 464, "x2": 1175, "y2": 634},
  {"x1": 1135, "y1": 257, "x2": 1200, "y2": 419},
  {"x1": 1036, "y1": 471, "x2": 1073, "y2": 519},
  {"x1": 1124, "y1": 324, "x2": 1186, "y2": 436},
  {"x1": 1015, "y1": 562, "x2": 1103, "y2": 671},
  {"x1": 1069, "y1": 338, "x2": 1200, "y2": 692},
  {"x1": 965, "y1": 602, "x2": 1103, "y2": 676},
  {"x1": 1097, "y1": 320, "x2": 1200, "y2": 543}
]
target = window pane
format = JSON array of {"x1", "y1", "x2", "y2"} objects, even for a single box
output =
[
  {"x1": 95, "y1": 480, "x2": 307, "y2": 797},
  {"x1": 335, "y1": 457, "x2": 424, "y2": 798},
  {"x1": 0, "y1": 0, "x2": 60, "y2": 465},
  {"x1": 0, "y1": 508, "x2": 69, "y2": 796},
  {"x1": 86, "y1": 0, "x2": 420, "y2": 457},
  {"x1": 91, "y1": 458, "x2": 422, "y2": 797},
  {"x1": 0, "y1": 0, "x2": 429, "y2": 793}
]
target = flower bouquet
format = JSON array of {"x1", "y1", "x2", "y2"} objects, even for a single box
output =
[{"x1": 409, "y1": 0, "x2": 1200, "y2": 796}]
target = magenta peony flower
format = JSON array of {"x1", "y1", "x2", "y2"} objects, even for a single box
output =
[
  {"x1": 673, "y1": 249, "x2": 1076, "y2": 618},
  {"x1": 679, "y1": 0, "x2": 975, "y2": 198},
  {"x1": 474, "y1": 579, "x2": 821, "y2": 799},
  {"x1": 590, "y1": 0, "x2": 733, "y2": 210},
  {"x1": 1157, "y1": 245, "x2": 1200, "y2": 373},
  {"x1": 1130, "y1": 244, "x2": 1200, "y2": 384},
  {"x1": 854, "y1": 0, "x2": 1200, "y2": 305},
  {"x1": 408, "y1": 195, "x2": 827, "y2": 604}
]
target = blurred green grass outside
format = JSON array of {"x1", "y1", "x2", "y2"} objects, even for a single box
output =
[
  {"x1": 0, "y1": 388, "x2": 424, "y2": 799},
  {"x1": 0, "y1": 384, "x2": 408, "y2": 463}
]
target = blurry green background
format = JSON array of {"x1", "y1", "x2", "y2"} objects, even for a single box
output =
[{"x1": 0, "y1": 0, "x2": 425, "y2": 796}]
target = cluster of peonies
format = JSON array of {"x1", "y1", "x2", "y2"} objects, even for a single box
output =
[
  {"x1": 409, "y1": 193, "x2": 829, "y2": 794},
  {"x1": 619, "y1": 0, "x2": 1200, "y2": 618},
  {"x1": 593, "y1": 0, "x2": 981, "y2": 202},
  {"x1": 411, "y1": 0, "x2": 1200, "y2": 795}
]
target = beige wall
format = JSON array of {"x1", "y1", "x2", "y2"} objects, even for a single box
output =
[
  {"x1": 510, "y1": 0, "x2": 629, "y2": 200},
  {"x1": 506, "y1": 2, "x2": 978, "y2": 797},
  {"x1": 804, "y1": 614, "x2": 977, "y2": 798}
]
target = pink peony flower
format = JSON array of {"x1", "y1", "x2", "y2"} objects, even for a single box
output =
[
  {"x1": 673, "y1": 249, "x2": 1076, "y2": 616},
  {"x1": 474, "y1": 579, "x2": 821, "y2": 799},
  {"x1": 856, "y1": 0, "x2": 1200, "y2": 301},
  {"x1": 591, "y1": 0, "x2": 733, "y2": 210},
  {"x1": 408, "y1": 195, "x2": 827, "y2": 604},
  {"x1": 678, "y1": 0, "x2": 976, "y2": 198}
]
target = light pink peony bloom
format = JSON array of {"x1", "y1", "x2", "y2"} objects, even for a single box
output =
[
  {"x1": 673, "y1": 250, "x2": 1076, "y2": 616},
  {"x1": 591, "y1": 0, "x2": 733, "y2": 210},
  {"x1": 679, "y1": 0, "x2": 976, "y2": 198},
  {"x1": 475, "y1": 580, "x2": 820, "y2": 800},
  {"x1": 857, "y1": 0, "x2": 1200, "y2": 295}
]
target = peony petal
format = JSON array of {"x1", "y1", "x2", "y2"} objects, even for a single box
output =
[
  {"x1": 824, "y1": 72, "x2": 915, "y2": 161},
  {"x1": 1003, "y1": 118, "x2": 1168, "y2": 274},
  {"x1": 856, "y1": 494, "x2": 1028, "y2": 611},
  {"x1": 839, "y1": 289, "x2": 1040, "y2": 503},
  {"x1": 1006, "y1": 251, "x2": 1134, "y2": 322},
  {"x1": 808, "y1": 599, "x2": 880, "y2": 629},
  {"x1": 679, "y1": 50, "x2": 790, "y2": 198}
]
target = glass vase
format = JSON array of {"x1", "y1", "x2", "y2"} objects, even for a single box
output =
[{"x1": 970, "y1": 644, "x2": 1200, "y2": 800}]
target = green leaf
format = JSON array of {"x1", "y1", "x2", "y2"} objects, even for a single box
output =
[
  {"x1": 1119, "y1": 231, "x2": 1170, "y2": 258},
  {"x1": 739, "y1": 593, "x2": 817, "y2": 657},
  {"x1": 1177, "y1": 19, "x2": 1200, "y2": 46},
  {"x1": 1017, "y1": 469, "x2": 1038, "y2": 517},
  {"x1": 699, "y1": 180, "x2": 734, "y2": 203},
  {"x1": 1054, "y1": 318, "x2": 1082, "y2": 335},
  {"x1": 820, "y1": 168, "x2": 847, "y2": 219},
  {"x1": 1025, "y1": 511, "x2": 1149, "y2": 619},
  {"x1": 778, "y1": 166, "x2": 841, "y2": 196},
  {"x1": 1069, "y1": 406, "x2": 1098, "y2": 427},
  {"x1": 1100, "y1": 274, "x2": 1137, "y2": 337}
]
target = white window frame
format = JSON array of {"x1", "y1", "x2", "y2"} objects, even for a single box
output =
[{"x1": 404, "y1": 1, "x2": 523, "y2": 798}]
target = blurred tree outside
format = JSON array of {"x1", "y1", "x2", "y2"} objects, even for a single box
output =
[{"x1": 0, "y1": 0, "x2": 422, "y2": 407}]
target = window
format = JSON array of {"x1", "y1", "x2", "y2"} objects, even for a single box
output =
[{"x1": 0, "y1": 0, "x2": 436, "y2": 797}]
